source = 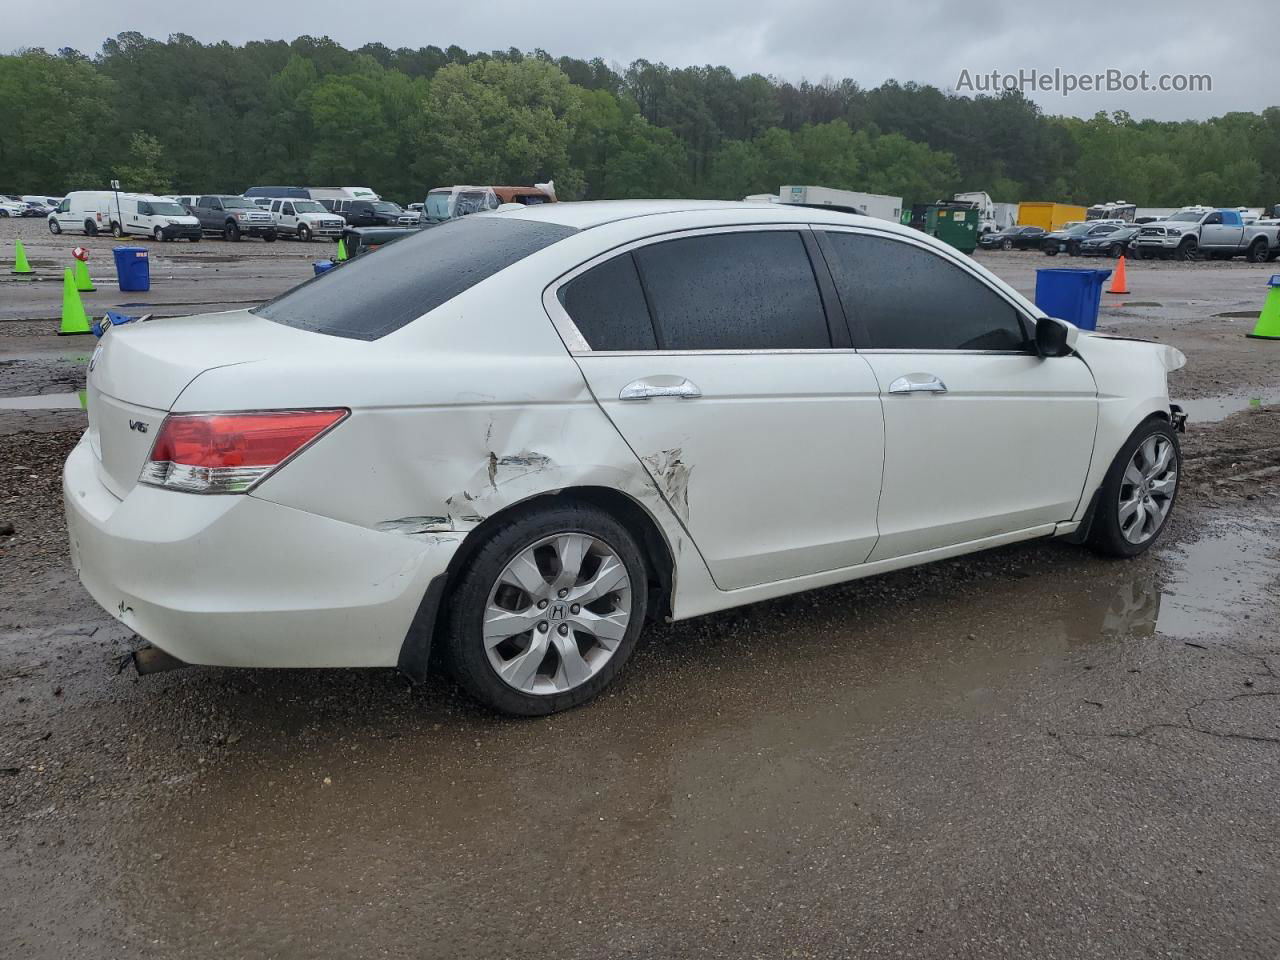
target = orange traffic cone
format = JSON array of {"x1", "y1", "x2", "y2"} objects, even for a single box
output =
[{"x1": 1108, "y1": 255, "x2": 1130, "y2": 295}]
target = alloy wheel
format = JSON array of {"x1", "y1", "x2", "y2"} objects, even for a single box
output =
[
  {"x1": 1118, "y1": 435, "x2": 1177, "y2": 544},
  {"x1": 483, "y1": 532, "x2": 632, "y2": 695}
]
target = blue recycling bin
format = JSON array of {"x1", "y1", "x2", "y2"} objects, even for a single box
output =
[
  {"x1": 313, "y1": 259, "x2": 335, "y2": 276},
  {"x1": 1034, "y1": 268, "x2": 1111, "y2": 332},
  {"x1": 112, "y1": 246, "x2": 150, "y2": 292}
]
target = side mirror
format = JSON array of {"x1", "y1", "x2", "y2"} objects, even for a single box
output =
[{"x1": 1036, "y1": 316, "x2": 1077, "y2": 358}]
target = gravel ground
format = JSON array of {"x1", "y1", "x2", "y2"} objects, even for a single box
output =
[{"x1": 1, "y1": 227, "x2": 1279, "y2": 959}]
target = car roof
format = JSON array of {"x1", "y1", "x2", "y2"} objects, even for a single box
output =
[{"x1": 495, "y1": 199, "x2": 903, "y2": 233}]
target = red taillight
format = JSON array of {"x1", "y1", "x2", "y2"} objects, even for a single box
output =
[{"x1": 140, "y1": 409, "x2": 347, "y2": 493}]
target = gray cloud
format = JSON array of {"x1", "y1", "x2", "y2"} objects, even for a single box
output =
[{"x1": 5, "y1": 0, "x2": 1273, "y2": 121}]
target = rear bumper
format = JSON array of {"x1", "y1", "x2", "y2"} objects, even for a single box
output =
[{"x1": 62, "y1": 435, "x2": 460, "y2": 669}]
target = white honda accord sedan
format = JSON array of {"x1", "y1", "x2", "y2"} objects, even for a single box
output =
[{"x1": 64, "y1": 200, "x2": 1186, "y2": 715}]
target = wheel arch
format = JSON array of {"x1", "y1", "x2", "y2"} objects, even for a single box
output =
[
  {"x1": 445, "y1": 485, "x2": 674, "y2": 620},
  {"x1": 397, "y1": 485, "x2": 676, "y2": 683}
]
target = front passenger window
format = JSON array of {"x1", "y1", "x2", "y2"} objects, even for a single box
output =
[{"x1": 821, "y1": 232, "x2": 1032, "y2": 352}]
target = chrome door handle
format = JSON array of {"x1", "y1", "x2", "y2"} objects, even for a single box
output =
[
  {"x1": 888, "y1": 373, "x2": 948, "y2": 395},
  {"x1": 619, "y1": 376, "x2": 702, "y2": 401}
]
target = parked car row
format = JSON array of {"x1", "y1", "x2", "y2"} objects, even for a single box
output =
[
  {"x1": 1, "y1": 194, "x2": 62, "y2": 218},
  {"x1": 976, "y1": 208, "x2": 1280, "y2": 262}
]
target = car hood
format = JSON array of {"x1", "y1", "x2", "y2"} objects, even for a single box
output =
[{"x1": 1074, "y1": 330, "x2": 1186, "y2": 372}]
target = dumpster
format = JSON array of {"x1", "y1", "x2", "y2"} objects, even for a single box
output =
[
  {"x1": 1034, "y1": 268, "x2": 1112, "y2": 332},
  {"x1": 925, "y1": 204, "x2": 980, "y2": 253},
  {"x1": 112, "y1": 246, "x2": 150, "y2": 292}
]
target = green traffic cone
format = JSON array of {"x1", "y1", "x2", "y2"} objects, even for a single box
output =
[
  {"x1": 58, "y1": 268, "x2": 93, "y2": 336},
  {"x1": 1246, "y1": 277, "x2": 1280, "y2": 340},
  {"x1": 78, "y1": 390, "x2": 88, "y2": 410},
  {"x1": 335, "y1": 237, "x2": 348, "y2": 262},
  {"x1": 72, "y1": 257, "x2": 95, "y2": 292},
  {"x1": 13, "y1": 239, "x2": 34, "y2": 274}
]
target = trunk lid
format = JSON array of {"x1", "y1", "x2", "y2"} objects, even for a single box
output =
[{"x1": 86, "y1": 310, "x2": 341, "y2": 498}]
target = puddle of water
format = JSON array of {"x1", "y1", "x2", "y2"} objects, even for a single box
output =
[
  {"x1": 1148, "y1": 520, "x2": 1280, "y2": 640},
  {"x1": 0, "y1": 392, "x2": 83, "y2": 410},
  {"x1": 1179, "y1": 393, "x2": 1275, "y2": 423}
]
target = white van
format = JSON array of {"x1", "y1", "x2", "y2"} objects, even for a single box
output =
[
  {"x1": 307, "y1": 186, "x2": 380, "y2": 210},
  {"x1": 114, "y1": 194, "x2": 202, "y2": 241},
  {"x1": 47, "y1": 191, "x2": 119, "y2": 235}
]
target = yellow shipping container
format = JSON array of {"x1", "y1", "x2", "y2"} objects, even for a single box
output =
[{"x1": 1018, "y1": 202, "x2": 1088, "y2": 232}]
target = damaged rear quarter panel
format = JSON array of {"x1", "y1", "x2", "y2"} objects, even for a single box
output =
[{"x1": 222, "y1": 257, "x2": 709, "y2": 613}]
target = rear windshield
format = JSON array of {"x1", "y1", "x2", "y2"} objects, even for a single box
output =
[{"x1": 254, "y1": 216, "x2": 576, "y2": 341}]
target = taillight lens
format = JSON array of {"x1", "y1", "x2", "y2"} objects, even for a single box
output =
[{"x1": 139, "y1": 409, "x2": 348, "y2": 494}]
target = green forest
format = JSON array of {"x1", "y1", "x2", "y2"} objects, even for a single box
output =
[{"x1": 2, "y1": 33, "x2": 1278, "y2": 209}]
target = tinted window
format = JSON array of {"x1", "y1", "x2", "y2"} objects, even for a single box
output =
[
  {"x1": 255, "y1": 216, "x2": 575, "y2": 341},
  {"x1": 558, "y1": 253, "x2": 657, "y2": 351},
  {"x1": 822, "y1": 232, "x2": 1032, "y2": 351},
  {"x1": 634, "y1": 232, "x2": 829, "y2": 350},
  {"x1": 1204, "y1": 213, "x2": 1222, "y2": 225}
]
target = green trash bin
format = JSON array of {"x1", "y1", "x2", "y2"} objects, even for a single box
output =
[{"x1": 924, "y1": 204, "x2": 980, "y2": 254}]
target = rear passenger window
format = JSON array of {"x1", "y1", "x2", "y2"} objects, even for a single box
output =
[
  {"x1": 821, "y1": 232, "x2": 1032, "y2": 351},
  {"x1": 634, "y1": 231, "x2": 829, "y2": 350},
  {"x1": 558, "y1": 253, "x2": 657, "y2": 351}
]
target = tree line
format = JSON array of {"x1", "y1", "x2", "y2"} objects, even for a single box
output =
[{"x1": 2, "y1": 33, "x2": 1278, "y2": 211}]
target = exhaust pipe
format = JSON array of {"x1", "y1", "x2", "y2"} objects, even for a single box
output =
[{"x1": 131, "y1": 644, "x2": 190, "y2": 675}]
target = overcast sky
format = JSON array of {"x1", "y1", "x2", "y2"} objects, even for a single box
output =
[{"x1": 6, "y1": 0, "x2": 1273, "y2": 122}]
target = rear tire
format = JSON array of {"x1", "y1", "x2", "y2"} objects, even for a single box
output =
[
  {"x1": 1246, "y1": 239, "x2": 1269, "y2": 263},
  {"x1": 1087, "y1": 419, "x2": 1180, "y2": 558},
  {"x1": 84, "y1": 220, "x2": 98, "y2": 237},
  {"x1": 445, "y1": 503, "x2": 649, "y2": 716}
]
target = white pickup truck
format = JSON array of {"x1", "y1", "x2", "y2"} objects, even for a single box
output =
[
  {"x1": 1134, "y1": 208, "x2": 1280, "y2": 262},
  {"x1": 266, "y1": 198, "x2": 346, "y2": 241}
]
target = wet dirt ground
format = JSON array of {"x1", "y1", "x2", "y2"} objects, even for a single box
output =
[{"x1": 2, "y1": 219, "x2": 1279, "y2": 958}]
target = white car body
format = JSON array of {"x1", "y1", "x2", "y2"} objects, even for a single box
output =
[
  {"x1": 112, "y1": 193, "x2": 202, "y2": 240},
  {"x1": 48, "y1": 190, "x2": 119, "y2": 234},
  {"x1": 265, "y1": 198, "x2": 346, "y2": 239},
  {"x1": 1, "y1": 195, "x2": 32, "y2": 217},
  {"x1": 63, "y1": 201, "x2": 1185, "y2": 706}
]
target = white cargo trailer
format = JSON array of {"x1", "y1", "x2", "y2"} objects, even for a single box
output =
[
  {"x1": 992, "y1": 202, "x2": 1018, "y2": 230},
  {"x1": 778, "y1": 185, "x2": 902, "y2": 223}
]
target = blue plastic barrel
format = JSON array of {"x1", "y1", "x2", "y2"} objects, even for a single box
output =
[
  {"x1": 313, "y1": 260, "x2": 335, "y2": 276},
  {"x1": 112, "y1": 246, "x2": 150, "y2": 292},
  {"x1": 1034, "y1": 268, "x2": 1112, "y2": 331}
]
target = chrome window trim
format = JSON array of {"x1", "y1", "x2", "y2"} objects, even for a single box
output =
[
  {"x1": 812, "y1": 222, "x2": 1040, "y2": 353},
  {"x1": 542, "y1": 222, "x2": 825, "y2": 356}
]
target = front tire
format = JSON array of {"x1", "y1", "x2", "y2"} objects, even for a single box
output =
[
  {"x1": 1175, "y1": 238, "x2": 1197, "y2": 261},
  {"x1": 48, "y1": 219, "x2": 61, "y2": 235},
  {"x1": 297, "y1": 224, "x2": 311, "y2": 242},
  {"x1": 1087, "y1": 419, "x2": 1180, "y2": 558},
  {"x1": 1001, "y1": 238, "x2": 1013, "y2": 251},
  {"x1": 153, "y1": 226, "x2": 165, "y2": 242},
  {"x1": 111, "y1": 221, "x2": 124, "y2": 238},
  {"x1": 446, "y1": 503, "x2": 649, "y2": 716},
  {"x1": 224, "y1": 222, "x2": 241, "y2": 242}
]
